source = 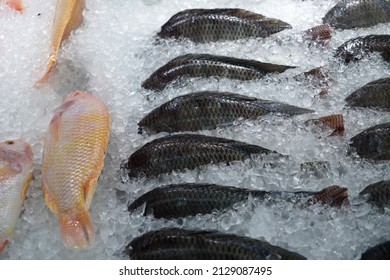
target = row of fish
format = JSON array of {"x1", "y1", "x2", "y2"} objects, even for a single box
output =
[
  {"x1": 0, "y1": 92, "x2": 110, "y2": 252},
  {"x1": 124, "y1": 1, "x2": 390, "y2": 260}
]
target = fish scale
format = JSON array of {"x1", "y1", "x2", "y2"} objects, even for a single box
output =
[
  {"x1": 125, "y1": 134, "x2": 281, "y2": 178},
  {"x1": 138, "y1": 91, "x2": 314, "y2": 134},
  {"x1": 142, "y1": 53, "x2": 296, "y2": 91},
  {"x1": 127, "y1": 227, "x2": 307, "y2": 260},
  {"x1": 158, "y1": 8, "x2": 291, "y2": 43}
]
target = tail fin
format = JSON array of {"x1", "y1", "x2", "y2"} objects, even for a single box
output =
[{"x1": 58, "y1": 209, "x2": 94, "y2": 249}]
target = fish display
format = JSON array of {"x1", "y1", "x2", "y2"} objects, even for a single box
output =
[
  {"x1": 126, "y1": 227, "x2": 307, "y2": 260},
  {"x1": 360, "y1": 240, "x2": 390, "y2": 260},
  {"x1": 323, "y1": 0, "x2": 390, "y2": 29},
  {"x1": 124, "y1": 134, "x2": 282, "y2": 178},
  {"x1": 157, "y1": 8, "x2": 291, "y2": 43},
  {"x1": 35, "y1": 0, "x2": 86, "y2": 87},
  {"x1": 345, "y1": 77, "x2": 390, "y2": 111},
  {"x1": 142, "y1": 53, "x2": 296, "y2": 91},
  {"x1": 128, "y1": 183, "x2": 349, "y2": 219},
  {"x1": 349, "y1": 122, "x2": 390, "y2": 160},
  {"x1": 138, "y1": 91, "x2": 314, "y2": 134},
  {"x1": 41, "y1": 91, "x2": 111, "y2": 249},
  {"x1": 0, "y1": 139, "x2": 33, "y2": 253},
  {"x1": 1, "y1": 0, "x2": 23, "y2": 12},
  {"x1": 334, "y1": 35, "x2": 390, "y2": 64},
  {"x1": 359, "y1": 180, "x2": 390, "y2": 209}
]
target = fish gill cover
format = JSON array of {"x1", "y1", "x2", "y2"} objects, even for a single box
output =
[{"x1": 0, "y1": 0, "x2": 389, "y2": 259}]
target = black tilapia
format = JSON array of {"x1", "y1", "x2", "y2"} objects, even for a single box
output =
[
  {"x1": 124, "y1": 134, "x2": 282, "y2": 178},
  {"x1": 142, "y1": 53, "x2": 296, "y2": 91},
  {"x1": 349, "y1": 122, "x2": 390, "y2": 160},
  {"x1": 128, "y1": 184, "x2": 349, "y2": 219},
  {"x1": 126, "y1": 227, "x2": 307, "y2": 260},
  {"x1": 323, "y1": 0, "x2": 390, "y2": 29},
  {"x1": 157, "y1": 8, "x2": 292, "y2": 43},
  {"x1": 335, "y1": 35, "x2": 390, "y2": 64},
  {"x1": 361, "y1": 240, "x2": 390, "y2": 260},
  {"x1": 345, "y1": 77, "x2": 390, "y2": 111},
  {"x1": 359, "y1": 180, "x2": 390, "y2": 208},
  {"x1": 138, "y1": 91, "x2": 314, "y2": 134}
]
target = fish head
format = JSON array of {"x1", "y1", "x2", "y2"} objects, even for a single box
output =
[{"x1": 0, "y1": 139, "x2": 33, "y2": 171}]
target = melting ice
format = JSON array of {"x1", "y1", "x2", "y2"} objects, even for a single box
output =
[{"x1": 0, "y1": 0, "x2": 389, "y2": 259}]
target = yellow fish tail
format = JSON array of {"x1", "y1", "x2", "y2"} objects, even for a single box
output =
[{"x1": 59, "y1": 209, "x2": 94, "y2": 249}]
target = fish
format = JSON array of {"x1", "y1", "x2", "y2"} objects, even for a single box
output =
[
  {"x1": 126, "y1": 227, "x2": 307, "y2": 260},
  {"x1": 345, "y1": 77, "x2": 390, "y2": 111},
  {"x1": 323, "y1": 0, "x2": 390, "y2": 29},
  {"x1": 35, "y1": 0, "x2": 86, "y2": 87},
  {"x1": 349, "y1": 122, "x2": 390, "y2": 160},
  {"x1": 128, "y1": 183, "x2": 349, "y2": 219},
  {"x1": 157, "y1": 8, "x2": 292, "y2": 43},
  {"x1": 124, "y1": 134, "x2": 283, "y2": 178},
  {"x1": 1, "y1": 0, "x2": 23, "y2": 13},
  {"x1": 0, "y1": 139, "x2": 33, "y2": 253},
  {"x1": 142, "y1": 53, "x2": 296, "y2": 91},
  {"x1": 360, "y1": 240, "x2": 390, "y2": 260},
  {"x1": 304, "y1": 24, "x2": 333, "y2": 47},
  {"x1": 41, "y1": 91, "x2": 111, "y2": 249},
  {"x1": 305, "y1": 114, "x2": 345, "y2": 137},
  {"x1": 359, "y1": 180, "x2": 390, "y2": 209},
  {"x1": 138, "y1": 91, "x2": 314, "y2": 134},
  {"x1": 334, "y1": 35, "x2": 390, "y2": 64}
]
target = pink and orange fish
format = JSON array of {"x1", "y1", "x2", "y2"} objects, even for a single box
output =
[
  {"x1": 41, "y1": 91, "x2": 110, "y2": 249},
  {"x1": 0, "y1": 139, "x2": 34, "y2": 253}
]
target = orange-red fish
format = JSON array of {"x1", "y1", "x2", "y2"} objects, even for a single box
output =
[
  {"x1": 1, "y1": 0, "x2": 24, "y2": 13},
  {"x1": 0, "y1": 139, "x2": 33, "y2": 253},
  {"x1": 41, "y1": 91, "x2": 110, "y2": 249},
  {"x1": 35, "y1": 0, "x2": 86, "y2": 87}
]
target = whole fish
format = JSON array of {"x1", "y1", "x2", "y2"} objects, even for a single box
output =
[
  {"x1": 349, "y1": 122, "x2": 390, "y2": 160},
  {"x1": 126, "y1": 227, "x2": 307, "y2": 260},
  {"x1": 323, "y1": 0, "x2": 390, "y2": 29},
  {"x1": 334, "y1": 35, "x2": 390, "y2": 64},
  {"x1": 142, "y1": 53, "x2": 296, "y2": 91},
  {"x1": 1, "y1": 0, "x2": 23, "y2": 13},
  {"x1": 157, "y1": 8, "x2": 291, "y2": 43},
  {"x1": 0, "y1": 139, "x2": 33, "y2": 253},
  {"x1": 138, "y1": 91, "x2": 314, "y2": 134},
  {"x1": 361, "y1": 240, "x2": 390, "y2": 260},
  {"x1": 345, "y1": 77, "x2": 390, "y2": 111},
  {"x1": 128, "y1": 183, "x2": 349, "y2": 219},
  {"x1": 359, "y1": 180, "x2": 390, "y2": 208},
  {"x1": 124, "y1": 134, "x2": 282, "y2": 178},
  {"x1": 41, "y1": 91, "x2": 111, "y2": 249},
  {"x1": 35, "y1": 0, "x2": 86, "y2": 87}
]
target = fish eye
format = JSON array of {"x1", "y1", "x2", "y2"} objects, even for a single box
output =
[{"x1": 7, "y1": 140, "x2": 15, "y2": 145}]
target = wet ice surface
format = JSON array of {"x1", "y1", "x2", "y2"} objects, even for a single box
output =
[{"x1": 0, "y1": 0, "x2": 389, "y2": 259}]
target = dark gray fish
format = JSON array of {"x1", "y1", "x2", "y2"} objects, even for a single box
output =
[
  {"x1": 361, "y1": 240, "x2": 390, "y2": 260},
  {"x1": 349, "y1": 122, "x2": 390, "y2": 160},
  {"x1": 334, "y1": 35, "x2": 390, "y2": 64},
  {"x1": 345, "y1": 77, "x2": 390, "y2": 111},
  {"x1": 323, "y1": 0, "x2": 390, "y2": 29},
  {"x1": 142, "y1": 53, "x2": 296, "y2": 91},
  {"x1": 138, "y1": 91, "x2": 314, "y2": 134},
  {"x1": 157, "y1": 8, "x2": 292, "y2": 43},
  {"x1": 124, "y1": 134, "x2": 282, "y2": 178},
  {"x1": 359, "y1": 180, "x2": 390, "y2": 208},
  {"x1": 126, "y1": 227, "x2": 307, "y2": 260},
  {"x1": 128, "y1": 184, "x2": 349, "y2": 219}
]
